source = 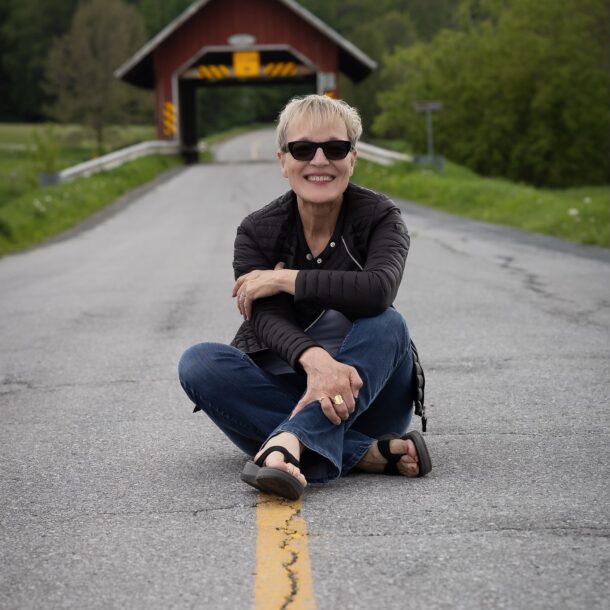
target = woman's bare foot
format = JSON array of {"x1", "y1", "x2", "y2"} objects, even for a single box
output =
[
  {"x1": 254, "y1": 432, "x2": 307, "y2": 487},
  {"x1": 357, "y1": 438, "x2": 419, "y2": 477}
]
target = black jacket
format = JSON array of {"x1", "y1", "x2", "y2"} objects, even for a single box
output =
[{"x1": 231, "y1": 182, "x2": 427, "y2": 428}]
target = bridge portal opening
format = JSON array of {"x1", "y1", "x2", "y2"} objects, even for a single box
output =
[{"x1": 115, "y1": 0, "x2": 376, "y2": 162}]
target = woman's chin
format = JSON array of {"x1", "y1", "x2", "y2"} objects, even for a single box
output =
[{"x1": 295, "y1": 182, "x2": 346, "y2": 207}]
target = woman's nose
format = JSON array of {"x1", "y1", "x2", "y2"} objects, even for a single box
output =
[{"x1": 310, "y1": 146, "x2": 330, "y2": 164}]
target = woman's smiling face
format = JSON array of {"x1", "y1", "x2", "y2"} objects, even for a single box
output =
[{"x1": 278, "y1": 116, "x2": 356, "y2": 208}]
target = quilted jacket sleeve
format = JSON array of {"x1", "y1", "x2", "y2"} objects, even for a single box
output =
[
  {"x1": 233, "y1": 217, "x2": 320, "y2": 369},
  {"x1": 294, "y1": 204, "x2": 409, "y2": 317}
]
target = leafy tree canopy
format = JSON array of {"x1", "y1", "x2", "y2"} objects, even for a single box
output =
[
  {"x1": 375, "y1": 0, "x2": 610, "y2": 186},
  {"x1": 44, "y1": 0, "x2": 151, "y2": 153},
  {"x1": 0, "y1": 0, "x2": 79, "y2": 120}
]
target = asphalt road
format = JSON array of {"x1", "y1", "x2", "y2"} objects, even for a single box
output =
[{"x1": 1, "y1": 128, "x2": 609, "y2": 609}]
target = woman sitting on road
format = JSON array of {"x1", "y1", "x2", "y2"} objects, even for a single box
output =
[{"x1": 178, "y1": 94, "x2": 431, "y2": 500}]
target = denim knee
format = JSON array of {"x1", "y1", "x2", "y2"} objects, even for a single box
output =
[
  {"x1": 178, "y1": 342, "x2": 228, "y2": 399},
  {"x1": 351, "y1": 308, "x2": 410, "y2": 361},
  {"x1": 178, "y1": 343, "x2": 204, "y2": 390},
  {"x1": 379, "y1": 308, "x2": 410, "y2": 344}
]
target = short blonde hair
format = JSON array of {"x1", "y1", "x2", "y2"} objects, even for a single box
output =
[{"x1": 276, "y1": 94, "x2": 363, "y2": 151}]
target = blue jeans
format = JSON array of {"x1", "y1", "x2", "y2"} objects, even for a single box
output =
[{"x1": 178, "y1": 308, "x2": 414, "y2": 483}]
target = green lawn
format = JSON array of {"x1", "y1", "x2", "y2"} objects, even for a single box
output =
[
  {"x1": 0, "y1": 123, "x2": 155, "y2": 145},
  {"x1": 0, "y1": 122, "x2": 178, "y2": 255},
  {"x1": 0, "y1": 123, "x2": 157, "y2": 206},
  {"x1": 0, "y1": 122, "x2": 262, "y2": 256},
  {"x1": 353, "y1": 159, "x2": 609, "y2": 247},
  {"x1": 0, "y1": 154, "x2": 180, "y2": 255}
]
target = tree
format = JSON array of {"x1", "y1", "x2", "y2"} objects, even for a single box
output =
[
  {"x1": 299, "y1": 0, "x2": 454, "y2": 133},
  {"x1": 374, "y1": 0, "x2": 610, "y2": 187},
  {"x1": 44, "y1": 0, "x2": 151, "y2": 154},
  {"x1": 0, "y1": 0, "x2": 79, "y2": 121},
  {"x1": 134, "y1": 0, "x2": 192, "y2": 37},
  {"x1": 196, "y1": 83, "x2": 312, "y2": 137},
  {"x1": 341, "y1": 10, "x2": 419, "y2": 134}
]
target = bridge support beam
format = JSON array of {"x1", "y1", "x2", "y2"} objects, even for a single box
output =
[{"x1": 179, "y1": 81, "x2": 199, "y2": 164}]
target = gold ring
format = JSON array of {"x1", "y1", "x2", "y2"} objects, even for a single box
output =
[{"x1": 332, "y1": 394, "x2": 344, "y2": 405}]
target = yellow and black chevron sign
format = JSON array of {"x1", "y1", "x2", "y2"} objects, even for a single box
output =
[
  {"x1": 198, "y1": 64, "x2": 230, "y2": 80},
  {"x1": 163, "y1": 101, "x2": 176, "y2": 136},
  {"x1": 263, "y1": 62, "x2": 297, "y2": 77},
  {"x1": 193, "y1": 61, "x2": 300, "y2": 80}
]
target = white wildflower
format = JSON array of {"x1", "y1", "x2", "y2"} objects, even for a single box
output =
[
  {"x1": 567, "y1": 208, "x2": 579, "y2": 217},
  {"x1": 583, "y1": 197, "x2": 591, "y2": 204},
  {"x1": 33, "y1": 199, "x2": 46, "y2": 212}
]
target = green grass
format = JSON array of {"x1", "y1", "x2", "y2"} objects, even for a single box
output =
[
  {"x1": 0, "y1": 154, "x2": 179, "y2": 256},
  {"x1": 0, "y1": 122, "x2": 268, "y2": 255},
  {"x1": 3, "y1": 122, "x2": 605, "y2": 253},
  {"x1": 0, "y1": 122, "x2": 156, "y2": 148},
  {"x1": 0, "y1": 123, "x2": 157, "y2": 206},
  {"x1": 353, "y1": 159, "x2": 609, "y2": 247}
]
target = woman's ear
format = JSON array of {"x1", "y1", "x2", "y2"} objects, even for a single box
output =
[
  {"x1": 277, "y1": 150, "x2": 288, "y2": 178},
  {"x1": 348, "y1": 149, "x2": 357, "y2": 177}
]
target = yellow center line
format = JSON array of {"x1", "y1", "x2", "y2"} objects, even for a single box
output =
[{"x1": 255, "y1": 494, "x2": 317, "y2": 610}]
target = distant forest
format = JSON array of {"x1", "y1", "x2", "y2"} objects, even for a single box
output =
[
  {"x1": 1, "y1": 0, "x2": 608, "y2": 186},
  {"x1": 0, "y1": 0, "x2": 456, "y2": 125}
]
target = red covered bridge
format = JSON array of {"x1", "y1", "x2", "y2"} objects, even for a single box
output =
[{"x1": 115, "y1": 0, "x2": 376, "y2": 161}]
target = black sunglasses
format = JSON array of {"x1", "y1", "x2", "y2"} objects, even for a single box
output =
[{"x1": 285, "y1": 140, "x2": 352, "y2": 161}]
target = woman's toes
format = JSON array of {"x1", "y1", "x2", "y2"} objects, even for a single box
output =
[
  {"x1": 395, "y1": 440, "x2": 419, "y2": 477},
  {"x1": 287, "y1": 463, "x2": 307, "y2": 486},
  {"x1": 398, "y1": 456, "x2": 419, "y2": 477},
  {"x1": 262, "y1": 453, "x2": 306, "y2": 486},
  {"x1": 405, "y1": 439, "x2": 418, "y2": 462}
]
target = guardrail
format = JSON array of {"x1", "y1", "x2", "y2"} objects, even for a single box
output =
[
  {"x1": 356, "y1": 142, "x2": 412, "y2": 166},
  {"x1": 39, "y1": 138, "x2": 409, "y2": 186},
  {"x1": 39, "y1": 140, "x2": 186, "y2": 186}
]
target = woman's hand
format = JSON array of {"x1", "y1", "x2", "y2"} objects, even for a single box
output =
[
  {"x1": 232, "y1": 262, "x2": 297, "y2": 320},
  {"x1": 291, "y1": 347, "x2": 363, "y2": 425}
]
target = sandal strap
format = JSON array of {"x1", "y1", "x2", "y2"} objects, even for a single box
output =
[
  {"x1": 255, "y1": 445, "x2": 300, "y2": 468},
  {"x1": 377, "y1": 437, "x2": 401, "y2": 476}
]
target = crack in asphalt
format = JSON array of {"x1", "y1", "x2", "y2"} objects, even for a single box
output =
[
  {"x1": 193, "y1": 502, "x2": 257, "y2": 516},
  {"x1": 421, "y1": 239, "x2": 608, "y2": 327},
  {"x1": 0, "y1": 377, "x2": 174, "y2": 396},
  {"x1": 278, "y1": 505, "x2": 302, "y2": 610},
  {"x1": 495, "y1": 255, "x2": 556, "y2": 300},
  {"x1": 14, "y1": 506, "x2": 609, "y2": 541},
  {"x1": 430, "y1": 236, "x2": 471, "y2": 256},
  {"x1": 0, "y1": 375, "x2": 38, "y2": 397},
  {"x1": 494, "y1": 254, "x2": 608, "y2": 328},
  {"x1": 310, "y1": 525, "x2": 610, "y2": 538},
  {"x1": 15, "y1": 503, "x2": 256, "y2": 523},
  {"x1": 157, "y1": 284, "x2": 203, "y2": 334}
]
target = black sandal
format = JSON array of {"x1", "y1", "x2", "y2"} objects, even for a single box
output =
[
  {"x1": 241, "y1": 446, "x2": 305, "y2": 500},
  {"x1": 377, "y1": 431, "x2": 432, "y2": 477}
]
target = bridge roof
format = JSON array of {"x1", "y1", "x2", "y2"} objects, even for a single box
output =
[{"x1": 116, "y1": 0, "x2": 376, "y2": 88}]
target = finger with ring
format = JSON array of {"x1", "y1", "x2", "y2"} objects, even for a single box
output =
[{"x1": 332, "y1": 394, "x2": 344, "y2": 405}]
